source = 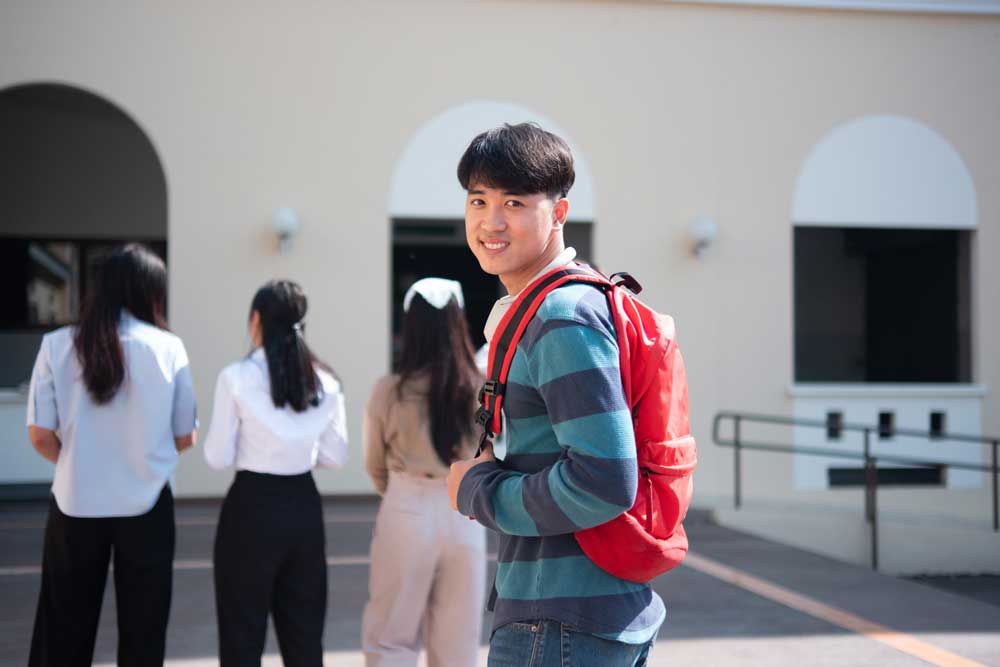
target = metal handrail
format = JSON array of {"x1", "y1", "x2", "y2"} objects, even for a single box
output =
[{"x1": 712, "y1": 411, "x2": 1000, "y2": 571}]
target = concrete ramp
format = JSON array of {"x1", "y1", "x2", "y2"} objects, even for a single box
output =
[{"x1": 714, "y1": 498, "x2": 1000, "y2": 575}]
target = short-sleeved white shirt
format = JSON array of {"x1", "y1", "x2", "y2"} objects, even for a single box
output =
[{"x1": 26, "y1": 312, "x2": 198, "y2": 518}]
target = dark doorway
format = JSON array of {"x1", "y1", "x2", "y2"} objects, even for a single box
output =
[
  {"x1": 0, "y1": 83, "x2": 168, "y2": 388},
  {"x1": 390, "y1": 219, "x2": 595, "y2": 370},
  {"x1": 0, "y1": 82, "x2": 168, "y2": 494},
  {"x1": 391, "y1": 219, "x2": 499, "y2": 369}
]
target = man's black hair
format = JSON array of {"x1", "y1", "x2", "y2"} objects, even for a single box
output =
[{"x1": 457, "y1": 122, "x2": 575, "y2": 198}]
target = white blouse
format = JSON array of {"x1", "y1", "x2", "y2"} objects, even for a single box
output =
[
  {"x1": 203, "y1": 348, "x2": 348, "y2": 474},
  {"x1": 26, "y1": 312, "x2": 198, "y2": 518}
]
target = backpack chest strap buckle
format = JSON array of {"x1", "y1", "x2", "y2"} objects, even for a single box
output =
[
  {"x1": 478, "y1": 380, "x2": 504, "y2": 404},
  {"x1": 474, "y1": 406, "x2": 493, "y2": 427}
]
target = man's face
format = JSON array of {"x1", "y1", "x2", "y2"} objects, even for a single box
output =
[{"x1": 465, "y1": 184, "x2": 567, "y2": 293}]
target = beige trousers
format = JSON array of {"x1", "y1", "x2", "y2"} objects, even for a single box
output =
[{"x1": 362, "y1": 471, "x2": 486, "y2": 667}]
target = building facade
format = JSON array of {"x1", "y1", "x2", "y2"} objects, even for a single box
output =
[{"x1": 2, "y1": 0, "x2": 998, "y2": 573}]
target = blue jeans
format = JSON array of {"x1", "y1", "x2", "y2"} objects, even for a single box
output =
[{"x1": 488, "y1": 620, "x2": 655, "y2": 667}]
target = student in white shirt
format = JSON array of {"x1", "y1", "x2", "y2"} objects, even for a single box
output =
[
  {"x1": 203, "y1": 279, "x2": 348, "y2": 667},
  {"x1": 25, "y1": 243, "x2": 198, "y2": 667},
  {"x1": 361, "y1": 278, "x2": 486, "y2": 667}
]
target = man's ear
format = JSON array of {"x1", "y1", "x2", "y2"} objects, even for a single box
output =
[{"x1": 552, "y1": 198, "x2": 569, "y2": 229}]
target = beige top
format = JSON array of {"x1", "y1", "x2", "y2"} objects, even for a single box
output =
[{"x1": 363, "y1": 371, "x2": 480, "y2": 495}]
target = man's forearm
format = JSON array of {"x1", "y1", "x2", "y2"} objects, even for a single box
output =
[{"x1": 459, "y1": 456, "x2": 636, "y2": 537}]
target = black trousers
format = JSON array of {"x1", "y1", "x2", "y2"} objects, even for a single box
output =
[
  {"x1": 213, "y1": 470, "x2": 327, "y2": 667},
  {"x1": 29, "y1": 486, "x2": 175, "y2": 667}
]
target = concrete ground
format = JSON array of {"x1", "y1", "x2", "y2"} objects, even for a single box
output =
[{"x1": 1, "y1": 497, "x2": 998, "y2": 667}]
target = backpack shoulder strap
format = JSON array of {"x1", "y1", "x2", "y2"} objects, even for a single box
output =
[{"x1": 475, "y1": 264, "x2": 610, "y2": 454}]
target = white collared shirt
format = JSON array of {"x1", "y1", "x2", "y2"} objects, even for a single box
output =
[
  {"x1": 26, "y1": 313, "x2": 198, "y2": 518},
  {"x1": 483, "y1": 247, "x2": 577, "y2": 343},
  {"x1": 202, "y1": 348, "x2": 348, "y2": 474},
  {"x1": 479, "y1": 247, "x2": 576, "y2": 460}
]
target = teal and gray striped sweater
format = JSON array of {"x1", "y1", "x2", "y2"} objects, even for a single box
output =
[{"x1": 457, "y1": 283, "x2": 665, "y2": 644}]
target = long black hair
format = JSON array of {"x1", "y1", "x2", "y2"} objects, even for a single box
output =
[
  {"x1": 74, "y1": 243, "x2": 168, "y2": 404},
  {"x1": 397, "y1": 291, "x2": 480, "y2": 466},
  {"x1": 250, "y1": 280, "x2": 330, "y2": 412}
]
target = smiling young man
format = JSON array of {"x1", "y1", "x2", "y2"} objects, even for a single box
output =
[{"x1": 446, "y1": 123, "x2": 663, "y2": 667}]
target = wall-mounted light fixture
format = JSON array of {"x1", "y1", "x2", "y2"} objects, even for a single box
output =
[
  {"x1": 690, "y1": 216, "x2": 717, "y2": 258},
  {"x1": 273, "y1": 207, "x2": 301, "y2": 254}
]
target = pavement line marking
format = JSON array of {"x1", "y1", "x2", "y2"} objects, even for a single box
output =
[
  {"x1": 0, "y1": 554, "x2": 498, "y2": 577},
  {"x1": 0, "y1": 565, "x2": 42, "y2": 576},
  {"x1": 175, "y1": 515, "x2": 378, "y2": 527},
  {"x1": 683, "y1": 552, "x2": 988, "y2": 667},
  {"x1": 0, "y1": 557, "x2": 368, "y2": 576}
]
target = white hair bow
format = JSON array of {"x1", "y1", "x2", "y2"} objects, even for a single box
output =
[{"x1": 403, "y1": 277, "x2": 465, "y2": 312}]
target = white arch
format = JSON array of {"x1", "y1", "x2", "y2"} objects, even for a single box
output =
[
  {"x1": 389, "y1": 100, "x2": 596, "y2": 221},
  {"x1": 793, "y1": 115, "x2": 977, "y2": 229}
]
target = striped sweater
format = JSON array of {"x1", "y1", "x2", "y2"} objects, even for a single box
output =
[{"x1": 457, "y1": 283, "x2": 665, "y2": 644}]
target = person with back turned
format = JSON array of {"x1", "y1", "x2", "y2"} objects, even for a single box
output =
[
  {"x1": 203, "y1": 280, "x2": 348, "y2": 667},
  {"x1": 26, "y1": 243, "x2": 198, "y2": 667},
  {"x1": 362, "y1": 277, "x2": 487, "y2": 666}
]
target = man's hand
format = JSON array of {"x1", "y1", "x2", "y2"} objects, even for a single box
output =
[{"x1": 447, "y1": 443, "x2": 496, "y2": 512}]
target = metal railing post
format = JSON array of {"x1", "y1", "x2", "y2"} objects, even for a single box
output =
[
  {"x1": 863, "y1": 428, "x2": 878, "y2": 571},
  {"x1": 993, "y1": 441, "x2": 998, "y2": 533},
  {"x1": 734, "y1": 416, "x2": 742, "y2": 510}
]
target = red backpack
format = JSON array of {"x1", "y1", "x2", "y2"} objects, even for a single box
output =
[{"x1": 476, "y1": 263, "x2": 697, "y2": 584}]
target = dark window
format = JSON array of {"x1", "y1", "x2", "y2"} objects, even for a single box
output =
[
  {"x1": 826, "y1": 411, "x2": 843, "y2": 440},
  {"x1": 878, "y1": 411, "x2": 894, "y2": 439},
  {"x1": 0, "y1": 239, "x2": 167, "y2": 387},
  {"x1": 794, "y1": 227, "x2": 972, "y2": 383},
  {"x1": 930, "y1": 411, "x2": 947, "y2": 439}
]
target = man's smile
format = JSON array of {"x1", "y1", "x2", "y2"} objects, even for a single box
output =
[{"x1": 480, "y1": 239, "x2": 510, "y2": 253}]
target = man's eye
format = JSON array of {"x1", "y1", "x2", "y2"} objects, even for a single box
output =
[
  {"x1": 469, "y1": 198, "x2": 485, "y2": 206},
  {"x1": 505, "y1": 200, "x2": 523, "y2": 208}
]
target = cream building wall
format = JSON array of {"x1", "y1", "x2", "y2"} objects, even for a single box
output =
[{"x1": 1, "y1": 1, "x2": 998, "y2": 569}]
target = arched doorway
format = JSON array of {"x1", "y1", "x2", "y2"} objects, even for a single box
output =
[
  {"x1": 387, "y1": 100, "x2": 597, "y2": 366},
  {"x1": 0, "y1": 82, "x2": 168, "y2": 496},
  {"x1": 789, "y1": 114, "x2": 981, "y2": 490}
]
